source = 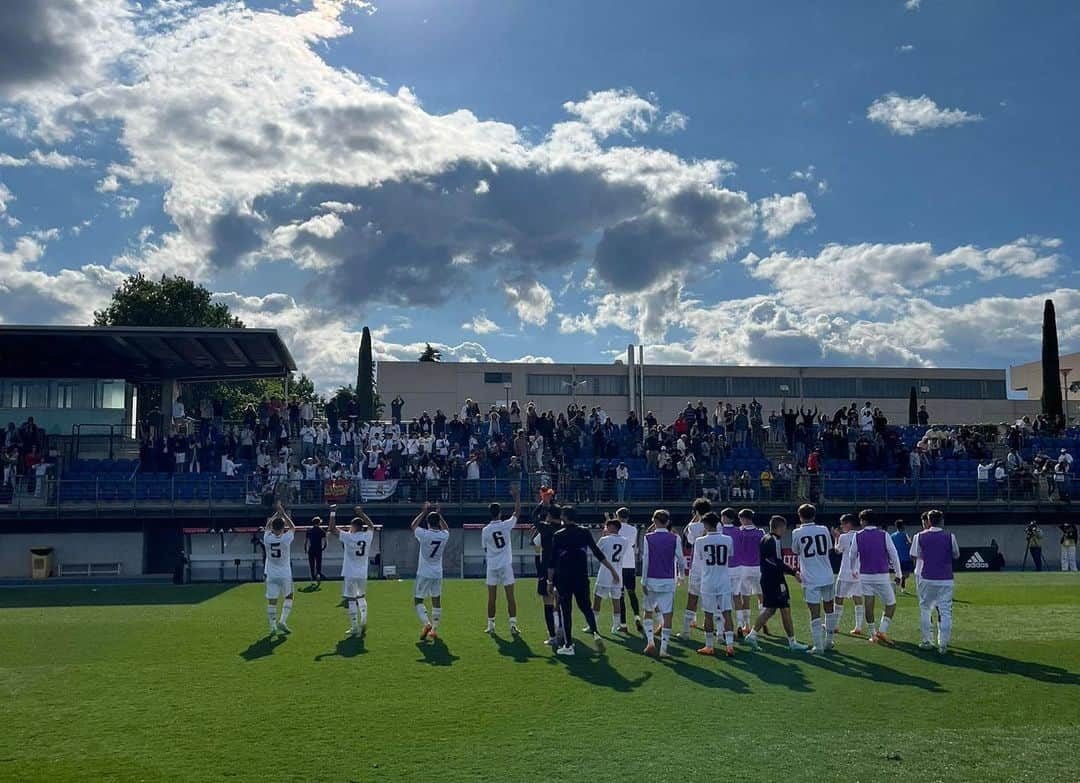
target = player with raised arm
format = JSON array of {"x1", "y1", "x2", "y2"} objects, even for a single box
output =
[
  {"x1": 910, "y1": 509, "x2": 960, "y2": 653},
  {"x1": 833, "y1": 513, "x2": 866, "y2": 636},
  {"x1": 681, "y1": 497, "x2": 711, "y2": 637},
  {"x1": 693, "y1": 512, "x2": 736, "y2": 657},
  {"x1": 641, "y1": 509, "x2": 685, "y2": 658},
  {"x1": 328, "y1": 503, "x2": 374, "y2": 638},
  {"x1": 851, "y1": 509, "x2": 903, "y2": 645},
  {"x1": 591, "y1": 515, "x2": 626, "y2": 634},
  {"x1": 263, "y1": 502, "x2": 296, "y2": 637},
  {"x1": 790, "y1": 503, "x2": 838, "y2": 654},
  {"x1": 531, "y1": 502, "x2": 563, "y2": 646},
  {"x1": 744, "y1": 515, "x2": 809, "y2": 652},
  {"x1": 411, "y1": 502, "x2": 450, "y2": 641},
  {"x1": 615, "y1": 507, "x2": 643, "y2": 634},
  {"x1": 482, "y1": 483, "x2": 522, "y2": 635}
]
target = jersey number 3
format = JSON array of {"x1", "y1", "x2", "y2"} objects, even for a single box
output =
[{"x1": 354, "y1": 541, "x2": 367, "y2": 557}]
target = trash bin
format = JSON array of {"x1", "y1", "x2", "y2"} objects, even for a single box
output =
[{"x1": 31, "y1": 547, "x2": 54, "y2": 579}]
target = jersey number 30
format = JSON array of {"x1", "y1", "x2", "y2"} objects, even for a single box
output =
[{"x1": 703, "y1": 544, "x2": 728, "y2": 566}]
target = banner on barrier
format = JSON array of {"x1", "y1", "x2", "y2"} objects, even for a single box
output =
[{"x1": 359, "y1": 479, "x2": 399, "y2": 501}]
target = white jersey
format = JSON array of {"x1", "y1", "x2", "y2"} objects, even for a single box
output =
[
  {"x1": 596, "y1": 534, "x2": 625, "y2": 588},
  {"x1": 414, "y1": 527, "x2": 450, "y2": 579},
  {"x1": 481, "y1": 515, "x2": 517, "y2": 572},
  {"x1": 791, "y1": 523, "x2": 836, "y2": 588},
  {"x1": 262, "y1": 530, "x2": 294, "y2": 579},
  {"x1": 685, "y1": 520, "x2": 706, "y2": 574},
  {"x1": 835, "y1": 530, "x2": 859, "y2": 581},
  {"x1": 693, "y1": 531, "x2": 734, "y2": 595},
  {"x1": 618, "y1": 522, "x2": 638, "y2": 567},
  {"x1": 339, "y1": 529, "x2": 374, "y2": 579}
]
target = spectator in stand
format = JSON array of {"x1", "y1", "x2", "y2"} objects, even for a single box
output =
[
  {"x1": 917, "y1": 404, "x2": 930, "y2": 427},
  {"x1": 299, "y1": 420, "x2": 316, "y2": 460},
  {"x1": 299, "y1": 398, "x2": 313, "y2": 428},
  {"x1": 391, "y1": 395, "x2": 405, "y2": 425},
  {"x1": 1060, "y1": 522, "x2": 1078, "y2": 571}
]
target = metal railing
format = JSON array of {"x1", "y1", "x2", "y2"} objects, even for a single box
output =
[{"x1": 0, "y1": 471, "x2": 1072, "y2": 514}]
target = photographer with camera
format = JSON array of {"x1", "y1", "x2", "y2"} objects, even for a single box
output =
[{"x1": 1025, "y1": 521, "x2": 1044, "y2": 572}]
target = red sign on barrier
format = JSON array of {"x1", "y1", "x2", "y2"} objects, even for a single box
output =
[
  {"x1": 782, "y1": 547, "x2": 799, "y2": 573},
  {"x1": 324, "y1": 478, "x2": 351, "y2": 504}
]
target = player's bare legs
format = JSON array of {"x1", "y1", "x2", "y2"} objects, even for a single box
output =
[
  {"x1": 415, "y1": 596, "x2": 432, "y2": 640},
  {"x1": 684, "y1": 591, "x2": 700, "y2": 635},
  {"x1": 698, "y1": 606, "x2": 716, "y2": 655},
  {"x1": 746, "y1": 606, "x2": 807, "y2": 651},
  {"x1": 275, "y1": 589, "x2": 294, "y2": 634},
  {"x1": 505, "y1": 585, "x2": 518, "y2": 634},
  {"x1": 486, "y1": 585, "x2": 498, "y2": 633}
]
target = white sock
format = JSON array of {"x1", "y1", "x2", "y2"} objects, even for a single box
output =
[
  {"x1": 358, "y1": 598, "x2": 367, "y2": 626},
  {"x1": 704, "y1": 631, "x2": 715, "y2": 648},
  {"x1": 683, "y1": 609, "x2": 695, "y2": 633},
  {"x1": 854, "y1": 605, "x2": 865, "y2": 630},
  {"x1": 280, "y1": 599, "x2": 292, "y2": 624},
  {"x1": 643, "y1": 618, "x2": 655, "y2": 641},
  {"x1": 416, "y1": 603, "x2": 430, "y2": 625},
  {"x1": 266, "y1": 605, "x2": 277, "y2": 632},
  {"x1": 867, "y1": 621, "x2": 877, "y2": 637},
  {"x1": 660, "y1": 627, "x2": 671, "y2": 652},
  {"x1": 746, "y1": 629, "x2": 759, "y2": 642},
  {"x1": 509, "y1": 616, "x2": 517, "y2": 627},
  {"x1": 487, "y1": 616, "x2": 495, "y2": 629},
  {"x1": 835, "y1": 602, "x2": 846, "y2": 626},
  {"x1": 919, "y1": 608, "x2": 932, "y2": 643},
  {"x1": 787, "y1": 635, "x2": 797, "y2": 647},
  {"x1": 826, "y1": 610, "x2": 839, "y2": 635},
  {"x1": 724, "y1": 630, "x2": 734, "y2": 646},
  {"x1": 939, "y1": 610, "x2": 952, "y2": 647},
  {"x1": 432, "y1": 608, "x2": 442, "y2": 629},
  {"x1": 811, "y1": 617, "x2": 824, "y2": 650},
  {"x1": 348, "y1": 603, "x2": 359, "y2": 629},
  {"x1": 880, "y1": 615, "x2": 892, "y2": 634}
]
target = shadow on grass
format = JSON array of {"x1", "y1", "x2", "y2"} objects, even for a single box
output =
[
  {"x1": 552, "y1": 642, "x2": 654, "y2": 693},
  {"x1": 726, "y1": 640, "x2": 815, "y2": 693},
  {"x1": 798, "y1": 647, "x2": 945, "y2": 692},
  {"x1": 893, "y1": 643, "x2": 1080, "y2": 685},
  {"x1": 314, "y1": 635, "x2": 368, "y2": 662},
  {"x1": 300, "y1": 582, "x2": 322, "y2": 594},
  {"x1": 664, "y1": 652, "x2": 752, "y2": 693},
  {"x1": 492, "y1": 633, "x2": 537, "y2": 663},
  {"x1": 416, "y1": 638, "x2": 459, "y2": 667},
  {"x1": 239, "y1": 634, "x2": 287, "y2": 661},
  {"x1": 0, "y1": 583, "x2": 241, "y2": 608}
]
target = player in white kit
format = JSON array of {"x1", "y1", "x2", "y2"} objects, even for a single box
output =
[
  {"x1": 790, "y1": 504, "x2": 838, "y2": 654},
  {"x1": 262, "y1": 502, "x2": 296, "y2": 637},
  {"x1": 328, "y1": 503, "x2": 375, "y2": 638},
  {"x1": 591, "y1": 516, "x2": 626, "y2": 634},
  {"x1": 833, "y1": 513, "x2": 866, "y2": 636},
  {"x1": 411, "y1": 502, "x2": 450, "y2": 641},
  {"x1": 692, "y1": 512, "x2": 736, "y2": 657},
  {"x1": 482, "y1": 483, "x2": 522, "y2": 635},
  {"x1": 681, "y1": 497, "x2": 711, "y2": 636}
]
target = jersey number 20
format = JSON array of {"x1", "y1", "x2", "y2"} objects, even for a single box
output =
[{"x1": 801, "y1": 535, "x2": 829, "y2": 557}]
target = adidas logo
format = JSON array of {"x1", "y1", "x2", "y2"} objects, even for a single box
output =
[{"x1": 965, "y1": 552, "x2": 989, "y2": 569}]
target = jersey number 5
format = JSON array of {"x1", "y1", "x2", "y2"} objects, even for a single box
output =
[{"x1": 270, "y1": 542, "x2": 282, "y2": 559}]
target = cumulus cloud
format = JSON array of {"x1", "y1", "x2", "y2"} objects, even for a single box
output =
[
  {"x1": 905, "y1": 0, "x2": 921, "y2": 10},
  {"x1": 0, "y1": 149, "x2": 93, "y2": 168},
  {"x1": 867, "y1": 93, "x2": 982, "y2": 135},
  {"x1": 658, "y1": 110, "x2": 688, "y2": 134},
  {"x1": 504, "y1": 281, "x2": 554, "y2": 326},
  {"x1": 462, "y1": 313, "x2": 500, "y2": 334},
  {"x1": 757, "y1": 192, "x2": 815, "y2": 239},
  {"x1": 562, "y1": 88, "x2": 658, "y2": 137}
]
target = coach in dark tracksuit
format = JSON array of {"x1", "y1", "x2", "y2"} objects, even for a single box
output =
[
  {"x1": 547, "y1": 505, "x2": 620, "y2": 653},
  {"x1": 305, "y1": 519, "x2": 327, "y2": 582}
]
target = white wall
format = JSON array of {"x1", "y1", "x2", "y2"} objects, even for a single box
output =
[{"x1": 0, "y1": 532, "x2": 144, "y2": 578}]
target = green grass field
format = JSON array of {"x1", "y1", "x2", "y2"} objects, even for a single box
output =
[{"x1": 3, "y1": 573, "x2": 1079, "y2": 783}]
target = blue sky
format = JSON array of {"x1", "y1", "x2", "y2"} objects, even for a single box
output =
[{"x1": 0, "y1": 0, "x2": 1077, "y2": 390}]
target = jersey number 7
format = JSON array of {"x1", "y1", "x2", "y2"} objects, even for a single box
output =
[{"x1": 429, "y1": 541, "x2": 441, "y2": 558}]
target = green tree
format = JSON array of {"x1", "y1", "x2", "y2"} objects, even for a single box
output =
[
  {"x1": 356, "y1": 326, "x2": 375, "y2": 420},
  {"x1": 93, "y1": 274, "x2": 242, "y2": 328},
  {"x1": 1042, "y1": 299, "x2": 1064, "y2": 430},
  {"x1": 908, "y1": 386, "x2": 918, "y2": 426},
  {"x1": 418, "y1": 342, "x2": 441, "y2": 362}
]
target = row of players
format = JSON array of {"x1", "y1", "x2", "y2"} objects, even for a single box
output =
[{"x1": 259, "y1": 484, "x2": 958, "y2": 658}]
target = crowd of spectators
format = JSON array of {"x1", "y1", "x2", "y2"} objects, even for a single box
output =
[{"x1": 1, "y1": 417, "x2": 50, "y2": 497}]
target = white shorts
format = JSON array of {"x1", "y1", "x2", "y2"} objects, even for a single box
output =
[
  {"x1": 917, "y1": 580, "x2": 954, "y2": 611},
  {"x1": 803, "y1": 582, "x2": 836, "y2": 605},
  {"x1": 701, "y1": 591, "x2": 733, "y2": 615},
  {"x1": 688, "y1": 571, "x2": 702, "y2": 596},
  {"x1": 835, "y1": 578, "x2": 862, "y2": 599},
  {"x1": 265, "y1": 576, "x2": 293, "y2": 600},
  {"x1": 485, "y1": 566, "x2": 515, "y2": 587},
  {"x1": 733, "y1": 567, "x2": 761, "y2": 596},
  {"x1": 594, "y1": 583, "x2": 621, "y2": 600},
  {"x1": 861, "y1": 578, "x2": 896, "y2": 605},
  {"x1": 342, "y1": 577, "x2": 368, "y2": 598},
  {"x1": 643, "y1": 589, "x2": 675, "y2": 615},
  {"x1": 414, "y1": 576, "x2": 443, "y2": 599}
]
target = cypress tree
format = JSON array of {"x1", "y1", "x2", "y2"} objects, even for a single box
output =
[
  {"x1": 908, "y1": 386, "x2": 918, "y2": 426},
  {"x1": 356, "y1": 326, "x2": 375, "y2": 420},
  {"x1": 1042, "y1": 299, "x2": 1064, "y2": 429}
]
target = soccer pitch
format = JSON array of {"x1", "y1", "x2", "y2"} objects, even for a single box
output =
[{"x1": 3, "y1": 574, "x2": 1079, "y2": 783}]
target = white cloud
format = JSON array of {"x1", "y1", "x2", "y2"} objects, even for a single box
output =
[
  {"x1": 897, "y1": 44, "x2": 915, "y2": 53},
  {"x1": 658, "y1": 110, "x2": 688, "y2": 134},
  {"x1": 0, "y1": 181, "x2": 12, "y2": 215},
  {"x1": 95, "y1": 174, "x2": 120, "y2": 193},
  {"x1": 462, "y1": 313, "x2": 500, "y2": 334},
  {"x1": 867, "y1": 93, "x2": 982, "y2": 135},
  {"x1": 562, "y1": 88, "x2": 658, "y2": 137},
  {"x1": 905, "y1": 0, "x2": 921, "y2": 10},
  {"x1": 0, "y1": 149, "x2": 93, "y2": 168},
  {"x1": 757, "y1": 192, "x2": 815, "y2": 239},
  {"x1": 790, "y1": 165, "x2": 816, "y2": 181},
  {"x1": 504, "y1": 281, "x2": 554, "y2": 326}
]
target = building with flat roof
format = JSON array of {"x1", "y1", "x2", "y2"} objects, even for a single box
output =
[{"x1": 377, "y1": 346, "x2": 1039, "y2": 426}]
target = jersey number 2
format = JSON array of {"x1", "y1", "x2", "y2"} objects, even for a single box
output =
[{"x1": 611, "y1": 543, "x2": 623, "y2": 563}]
